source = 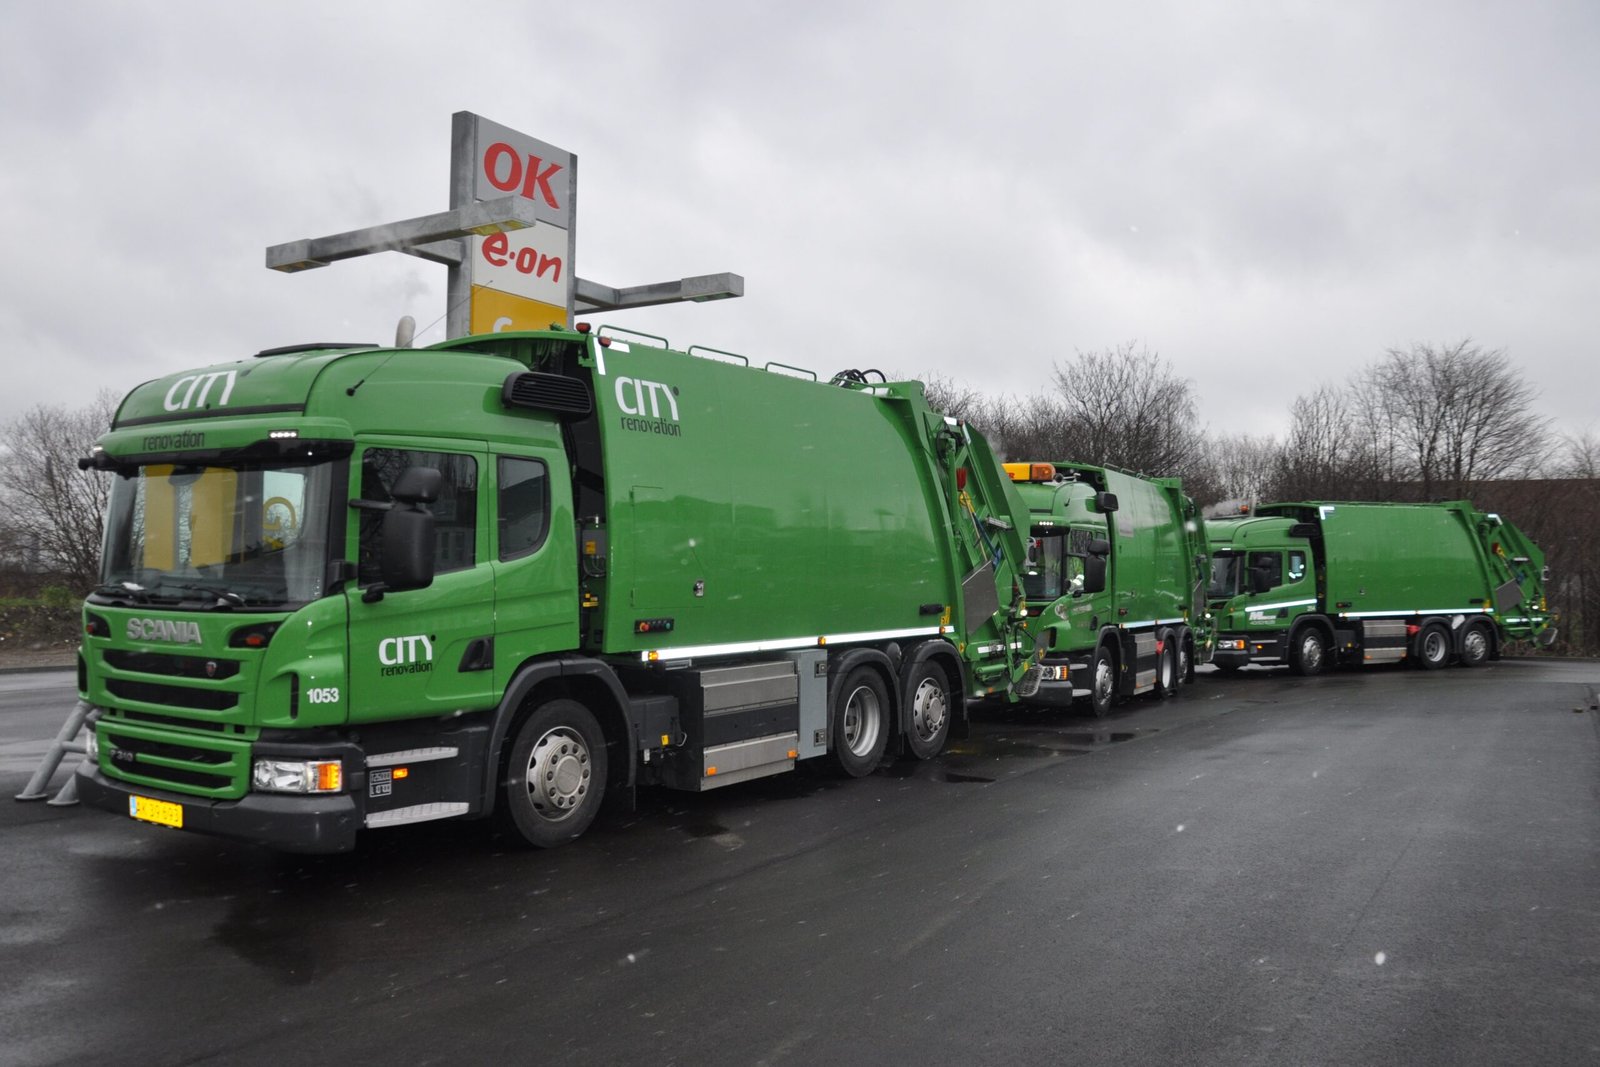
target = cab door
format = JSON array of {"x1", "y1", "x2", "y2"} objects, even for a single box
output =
[
  {"x1": 489, "y1": 451, "x2": 580, "y2": 693},
  {"x1": 344, "y1": 440, "x2": 497, "y2": 723}
]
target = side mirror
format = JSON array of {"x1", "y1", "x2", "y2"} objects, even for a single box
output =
[
  {"x1": 380, "y1": 506, "x2": 436, "y2": 592},
  {"x1": 1095, "y1": 491, "x2": 1119, "y2": 514},
  {"x1": 1082, "y1": 554, "x2": 1108, "y2": 595}
]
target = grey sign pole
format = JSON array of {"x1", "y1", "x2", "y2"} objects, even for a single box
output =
[{"x1": 267, "y1": 112, "x2": 743, "y2": 342}]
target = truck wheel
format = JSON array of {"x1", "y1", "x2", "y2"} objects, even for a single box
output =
[
  {"x1": 1416, "y1": 624, "x2": 1451, "y2": 670},
  {"x1": 831, "y1": 667, "x2": 889, "y2": 777},
  {"x1": 1152, "y1": 642, "x2": 1177, "y2": 700},
  {"x1": 1459, "y1": 623, "x2": 1491, "y2": 667},
  {"x1": 1087, "y1": 645, "x2": 1116, "y2": 718},
  {"x1": 904, "y1": 661, "x2": 952, "y2": 760},
  {"x1": 498, "y1": 699, "x2": 608, "y2": 848},
  {"x1": 1290, "y1": 629, "x2": 1327, "y2": 677},
  {"x1": 1179, "y1": 635, "x2": 1196, "y2": 684}
]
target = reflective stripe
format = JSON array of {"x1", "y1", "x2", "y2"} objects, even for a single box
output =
[
  {"x1": 1244, "y1": 598, "x2": 1317, "y2": 612},
  {"x1": 1340, "y1": 608, "x2": 1492, "y2": 618},
  {"x1": 640, "y1": 626, "x2": 944, "y2": 662}
]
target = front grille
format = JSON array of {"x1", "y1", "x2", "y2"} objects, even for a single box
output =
[
  {"x1": 116, "y1": 708, "x2": 235, "y2": 734},
  {"x1": 103, "y1": 649, "x2": 240, "y2": 680},
  {"x1": 100, "y1": 715, "x2": 249, "y2": 798},
  {"x1": 106, "y1": 678, "x2": 239, "y2": 711}
]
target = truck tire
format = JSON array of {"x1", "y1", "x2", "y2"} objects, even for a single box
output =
[
  {"x1": 1179, "y1": 633, "x2": 1196, "y2": 685},
  {"x1": 1290, "y1": 628, "x2": 1327, "y2": 677},
  {"x1": 1416, "y1": 624, "x2": 1451, "y2": 670},
  {"x1": 1459, "y1": 622, "x2": 1491, "y2": 667},
  {"x1": 831, "y1": 666, "x2": 889, "y2": 777},
  {"x1": 1152, "y1": 641, "x2": 1177, "y2": 700},
  {"x1": 904, "y1": 660, "x2": 952, "y2": 760},
  {"x1": 1087, "y1": 644, "x2": 1116, "y2": 718},
  {"x1": 497, "y1": 699, "x2": 608, "y2": 848}
]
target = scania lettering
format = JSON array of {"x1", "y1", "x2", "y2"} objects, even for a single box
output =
[
  {"x1": 74, "y1": 328, "x2": 1035, "y2": 853},
  {"x1": 1206, "y1": 500, "x2": 1554, "y2": 673},
  {"x1": 125, "y1": 619, "x2": 204, "y2": 644}
]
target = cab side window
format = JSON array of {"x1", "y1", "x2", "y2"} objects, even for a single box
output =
[
  {"x1": 358, "y1": 448, "x2": 478, "y2": 582},
  {"x1": 1287, "y1": 550, "x2": 1308, "y2": 583},
  {"x1": 498, "y1": 456, "x2": 550, "y2": 561},
  {"x1": 1248, "y1": 550, "x2": 1283, "y2": 589}
]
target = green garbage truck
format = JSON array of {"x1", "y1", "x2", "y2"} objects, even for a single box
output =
[
  {"x1": 1206, "y1": 500, "x2": 1554, "y2": 674},
  {"x1": 73, "y1": 324, "x2": 1035, "y2": 852},
  {"x1": 1006, "y1": 462, "x2": 1212, "y2": 716}
]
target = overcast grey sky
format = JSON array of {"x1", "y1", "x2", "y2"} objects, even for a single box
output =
[{"x1": 2, "y1": 1, "x2": 1595, "y2": 444}]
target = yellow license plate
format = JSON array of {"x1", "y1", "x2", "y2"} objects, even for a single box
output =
[{"x1": 129, "y1": 794, "x2": 183, "y2": 829}]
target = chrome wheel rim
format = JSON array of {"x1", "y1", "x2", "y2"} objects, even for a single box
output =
[
  {"x1": 524, "y1": 727, "x2": 592, "y2": 822},
  {"x1": 1094, "y1": 658, "x2": 1114, "y2": 708},
  {"x1": 843, "y1": 684, "x2": 883, "y2": 757},
  {"x1": 910, "y1": 678, "x2": 948, "y2": 743}
]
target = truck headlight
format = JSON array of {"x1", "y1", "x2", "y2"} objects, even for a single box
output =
[{"x1": 252, "y1": 759, "x2": 343, "y2": 794}]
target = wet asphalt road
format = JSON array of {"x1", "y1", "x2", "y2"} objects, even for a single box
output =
[{"x1": 3, "y1": 660, "x2": 1598, "y2": 1066}]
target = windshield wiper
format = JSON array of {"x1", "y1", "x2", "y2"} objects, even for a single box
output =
[
  {"x1": 159, "y1": 582, "x2": 246, "y2": 608},
  {"x1": 91, "y1": 582, "x2": 153, "y2": 604}
]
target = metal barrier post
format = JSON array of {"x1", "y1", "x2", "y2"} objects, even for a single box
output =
[{"x1": 14, "y1": 699, "x2": 94, "y2": 805}]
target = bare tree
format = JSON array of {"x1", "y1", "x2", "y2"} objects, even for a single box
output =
[
  {"x1": 1048, "y1": 343, "x2": 1206, "y2": 482},
  {"x1": 977, "y1": 392, "x2": 1077, "y2": 462},
  {"x1": 0, "y1": 391, "x2": 119, "y2": 592},
  {"x1": 1270, "y1": 385, "x2": 1364, "y2": 500},
  {"x1": 1361, "y1": 341, "x2": 1548, "y2": 498},
  {"x1": 1204, "y1": 432, "x2": 1281, "y2": 505},
  {"x1": 917, "y1": 373, "x2": 987, "y2": 423}
]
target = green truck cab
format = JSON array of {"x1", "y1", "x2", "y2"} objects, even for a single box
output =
[
  {"x1": 1207, "y1": 500, "x2": 1554, "y2": 674},
  {"x1": 1006, "y1": 462, "x2": 1212, "y2": 716},
  {"x1": 74, "y1": 326, "x2": 1033, "y2": 852}
]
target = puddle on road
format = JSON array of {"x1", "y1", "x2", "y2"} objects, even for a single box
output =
[{"x1": 877, "y1": 724, "x2": 1158, "y2": 785}]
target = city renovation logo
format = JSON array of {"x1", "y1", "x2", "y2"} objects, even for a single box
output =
[
  {"x1": 615, "y1": 376, "x2": 682, "y2": 438},
  {"x1": 379, "y1": 634, "x2": 433, "y2": 677}
]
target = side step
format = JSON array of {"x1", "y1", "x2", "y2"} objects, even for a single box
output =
[{"x1": 366, "y1": 802, "x2": 470, "y2": 829}]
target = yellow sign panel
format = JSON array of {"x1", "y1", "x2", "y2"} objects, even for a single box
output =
[{"x1": 469, "y1": 286, "x2": 568, "y2": 335}]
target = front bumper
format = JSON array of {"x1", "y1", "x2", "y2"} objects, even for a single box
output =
[
  {"x1": 1019, "y1": 659, "x2": 1081, "y2": 707},
  {"x1": 1213, "y1": 632, "x2": 1286, "y2": 668},
  {"x1": 75, "y1": 762, "x2": 361, "y2": 854}
]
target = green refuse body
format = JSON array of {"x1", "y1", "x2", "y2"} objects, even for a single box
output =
[
  {"x1": 1005, "y1": 462, "x2": 1214, "y2": 717},
  {"x1": 73, "y1": 326, "x2": 1035, "y2": 852},
  {"x1": 1206, "y1": 500, "x2": 1554, "y2": 674}
]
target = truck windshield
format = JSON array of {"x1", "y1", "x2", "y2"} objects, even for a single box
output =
[
  {"x1": 1024, "y1": 529, "x2": 1089, "y2": 600},
  {"x1": 100, "y1": 460, "x2": 337, "y2": 609},
  {"x1": 1208, "y1": 553, "x2": 1241, "y2": 599}
]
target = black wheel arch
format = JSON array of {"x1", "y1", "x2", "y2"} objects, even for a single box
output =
[
  {"x1": 481, "y1": 655, "x2": 637, "y2": 818},
  {"x1": 1095, "y1": 627, "x2": 1126, "y2": 694},
  {"x1": 828, "y1": 647, "x2": 898, "y2": 719},
  {"x1": 897, "y1": 639, "x2": 967, "y2": 742},
  {"x1": 1288, "y1": 616, "x2": 1335, "y2": 658}
]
